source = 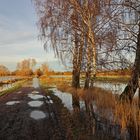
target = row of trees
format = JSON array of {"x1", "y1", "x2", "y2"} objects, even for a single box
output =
[
  {"x1": 15, "y1": 59, "x2": 52, "y2": 76},
  {"x1": 17, "y1": 58, "x2": 36, "y2": 70},
  {"x1": 15, "y1": 58, "x2": 37, "y2": 76},
  {"x1": 34, "y1": 0, "x2": 139, "y2": 102},
  {"x1": 0, "y1": 59, "x2": 53, "y2": 77}
]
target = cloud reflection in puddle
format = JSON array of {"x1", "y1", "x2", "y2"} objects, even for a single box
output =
[
  {"x1": 6, "y1": 101, "x2": 20, "y2": 105},
  {"x1": 30, "y1": 110, "x2": 48, "y2": 120},
  {"x1": 28, "y1": 101, "x2": 44, "y2": 107},
  {"x1": 28, "y1": 94, "x2": 44, "y2": 100}
]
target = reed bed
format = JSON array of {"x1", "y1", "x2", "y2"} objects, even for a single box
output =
[
  {"x1": 57, "y1": 83, "x2": 140, "y2": 140},
  {"x1": 40, "y1": 77, "x2": 140, "y2": 139}
]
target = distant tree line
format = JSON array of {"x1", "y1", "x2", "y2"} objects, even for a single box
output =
[
  {"x1": 0, "y1": 65, "x2": 10, "y2": 76},
  {"x1": 14, "y1": 58, "x2": 37, "y2": 76},
  {"x1": 0, "y1": 59, "x2": 57, "y2": 77}
]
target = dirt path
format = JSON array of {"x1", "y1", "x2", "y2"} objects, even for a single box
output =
[{"x1": 0, "y1": 82, "x2": 66, "y2": 140}]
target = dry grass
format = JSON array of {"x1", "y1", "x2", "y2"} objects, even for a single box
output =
[
  {"x1": 57, "y1": 83, "x2": 116, "y2": 110},
  {"x1": 40, "y1": 77, "x2": 140, "y2": 139},
  {"x1": 40, "y1": 76, "x2": 71, "y2": 87},
  {"x1": 57, "y1": 83, "x2": 140, "y2": 139}
]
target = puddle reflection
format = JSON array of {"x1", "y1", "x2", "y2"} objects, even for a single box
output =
[
  {"x1": 28, "y1": 94, "x2": 44, "y2": 100},
  {"x1": 30, "y1": 110, "x2": 48, "y2": 120},
  {"x1": 51, "y1": 88, "x2": 73, "y2": 110},
  {"x1": 6, "y1": 101, "x2": 20, "y2": 105},
  {"x1": 28, "y1": 101, "x2": 44, "y2": 107}
]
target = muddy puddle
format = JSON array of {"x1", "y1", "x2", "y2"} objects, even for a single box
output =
[
  {"x1": 6, "y1": 101, "x2": 20, "y2": 105},
  {"x1": 28, "y1": 101, "x2": 44, "y2": 107},
  {"x1": 28, "y1": 94, "x2": 45, "y2": 100},
  {"x1": 30, "y1": 110, "x2": 48, "y2": 120},
  {"x1": 31, "y1": 90, "x2": 39, "y2": 94}
]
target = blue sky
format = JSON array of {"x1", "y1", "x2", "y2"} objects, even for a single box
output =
[{"x1": 0, "y1": 0, "x2": 65, "y2": 71}]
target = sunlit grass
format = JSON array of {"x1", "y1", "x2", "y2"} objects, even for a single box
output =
[{"x1": 40, "y1": 75, "x2": 71, "y2": 87}]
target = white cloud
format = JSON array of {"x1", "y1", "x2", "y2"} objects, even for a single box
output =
[
  {"x1": 0, "y1": 11, "x2": 65, "y2": 71},
  {"x1": 0, "y1": 14, "x2": 37, "y2": 46}
]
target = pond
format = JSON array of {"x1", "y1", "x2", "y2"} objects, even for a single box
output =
[
  {"x1": 81, "y1": 81, "x2": 127, "y2": 94},
  {"x1": 93, "y1": 81, "x2": 138, "y2": 96}
]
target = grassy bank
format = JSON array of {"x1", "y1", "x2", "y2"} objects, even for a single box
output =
[{"x1": 0, "y1": 80, "x2": 28, "y2": 97}]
